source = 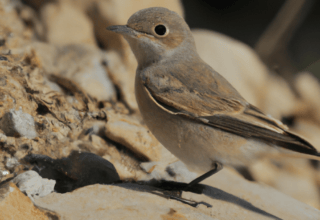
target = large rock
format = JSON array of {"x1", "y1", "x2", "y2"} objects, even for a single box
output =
[
  {"x1": 260, "y1": 74, "x2": 298, "y2": 119},
  {"x1": 190, "y1": 168, "x2": 320, "y2": 220},
  {"x1": 0, "y1": 182, "x2": 52, "y2": 220},
  {"x1": 292, "y1": 119, "x2": 320, "y2": 151},
  {"x1": 295, "y1": 72, "x2": 320, "y2": 124},
  {"x1": 105, "y1": 110, "x2": 161, "y2": 162},
  {"x1": 35, "y1": 184, "x2": 215, "y2": 220},
  {"x1": 30, "y1": 43, "x2": 117, "y2": 102},
  {"x1": 41, "y1": 2, "x2": 96, "y2": 46},
  {"x1": 105, "y1": 51, "x2": 138, "y2": 110},
  {"x1": 0, "y1": 0, "x2": 33, "y2": 50},
  {"x1": 249, "y1": 158, "x2": 320, "y2": 209},
  {"x1": 34, "y1": 168, "x2": 320, "y2": 220}
]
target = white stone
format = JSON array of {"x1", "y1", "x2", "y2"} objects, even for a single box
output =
[{"x1": 12, "y1": 170, "x2": 56, "y2": 200}]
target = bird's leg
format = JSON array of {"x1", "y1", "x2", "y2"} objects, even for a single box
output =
[
  {"x1": 134, "y1": 162, "x2": 223, "y2": 207},
  {"x1": 151, "y1": 191, "x2": 212, "y2": 208},
  {"x1": 185, "y1": 162, "x2": 223, "y2": 189},
  {"x1": 156, "y1": 162, "x2": 223, "y2": 194},
  {"x1": 161, "y1": 162, "x2": 222, "y2": 207}
]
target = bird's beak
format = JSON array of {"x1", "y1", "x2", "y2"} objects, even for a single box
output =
[{"x1": 106, "y1": 25, "x2": 136, "y2": 36}]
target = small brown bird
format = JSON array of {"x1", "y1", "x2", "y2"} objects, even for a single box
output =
[{"x1": 107, "y1": 7, "x2": 320, "y2": 186}]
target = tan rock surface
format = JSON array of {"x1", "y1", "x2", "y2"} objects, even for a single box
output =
[
  {"x1": 41, "y1": 2, "x2": 97, "y2": 46},
  {"x1": 35, "y1": 184, "x2": 216, "y2": 220},
  {"x1": 197, "y1": 168, "x2": 320, "y2": 220},
  {"x1": 0, "y1": 182, "x2": 51, "y2": 220},
  {"x1": 30, "y1": 42, "x2": 117, "y2": 102},
  {"x1": 34, "y1": 169, "x2": 320, "y2": 220},
  {"x1": 105, "y1": 51, "x2": 137, "y2": 109},
  {"x1": 260, "y1": 74, "x2": 298, "y2": 119},
  {"x1": 250, "y1": 158, "x2": 320, "y2": 209},
  {"x1": 295, "y1": 72, "x2": 320, "y2": 124},
  {"x1": 105, "y1": 110, "x2": 161, "y2": 162},
  {"x1": 0, "y1": 0, "x2": 33, "y2": 51},
  {"x1": 292, "y1": 119, "x2": 320, "y2": 151}
]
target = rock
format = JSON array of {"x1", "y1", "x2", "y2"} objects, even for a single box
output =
[
  {"x1": 34, "y1": 184, "x2": 217, "y2": 220},
  {"x1": 140, "y1": 160, "x2": 198, "y2": 183},
  {"x1": 41, "y1": 2, "x2": 97, "y2": 46},
  {"x1": 74, "y1": 53, "x2": 116, "y2": 102},
  {"x1": 11, "y1": 170, "x2": 56, "y2": 200},
  {"x1": 292, "y1": 119, "x2": 320, "y2": 151},
  {"x1": 0, "y1": 182, "x2": 51, "y2": 220},
  {"x1": 192, "y1": 29, "x2": 269, "y2": 106},
  {"x1": 273, "y1": 171, "x2": 320, "y2": 209},
  {"x1": 31, "y1": 43, "x2": 117, "y2": 102},
  {"x1": 34, "y1": 168, "x2": 320, "y2": 220},
  {"x1": 0, "y1": 67, "x2": 39, "y2": 119},
  {"x1": 5, "y1": 157, "x2": 19, "y2": 170},
  {"x1": 98, "y1": 0, "x2": 184, "y2": 25},
  {"x1": 105, "y1": 110, "x2": 161, "y2": 162},
  {"x1": 140, "y1": 161, "x2": 160, "y2": 174},
  {"x1": 0, "y1": 0, "x2": 33, "y2": 51},
  {"x1": 260, "y1": 74, "x2": 298, "y2": 120},
  {"x1": 0, "y1": 133, "x2": 7, "y2": 143},
  {"x1": 88, "y1": 134, "x2": 146, "y2": 180},
  {"x1": 0, "y1": 169, "x2": 10, "y2": 181},
  {"x1": 249, "y1": 160, "x2": 279, "y2": 186},
  {"x1": 249, "y1": 158, "x2": 320, "y2": 209},
  {"x1": 0, "y1": 108, "x2": 38, "y2": 139},
  {"x1": 19, "y1": 0, "x2": 53, "y2": 11},
  {"x1": 295, "y1": 72, "x2": 320, "y2": 124},
  {"x1": 105, "y1": 51, "x2": 138, "y2": 110},
  {"x1": 189, "y1": 168, "x2": 320, "y2": 220},
  {"x1": 0, "y1": 56, "x2": 8, "y2": 61},
  {"x1": 17, "y1": 2, "x2": 45, "y2": 40}
]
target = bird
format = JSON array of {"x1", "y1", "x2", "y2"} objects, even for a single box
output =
[{"x1": 107, "y1": 7, "x2": 320, "y2": 187}]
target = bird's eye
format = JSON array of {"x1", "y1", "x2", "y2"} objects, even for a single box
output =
[{"x1": 154, "y1": 24, "x2": 168, "y2": 36}]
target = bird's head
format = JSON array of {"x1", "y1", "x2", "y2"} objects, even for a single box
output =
[{"x1": 107, "y1": 7, "x2": 196, "y2": 67}]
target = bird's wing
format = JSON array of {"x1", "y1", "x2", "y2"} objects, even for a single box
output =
[
  {"x1": 142, "y1": 61, "x2": 248, "y2": 117},
  {"x1": 142, "y1": 61, "x2": 318, "y2": 156}
]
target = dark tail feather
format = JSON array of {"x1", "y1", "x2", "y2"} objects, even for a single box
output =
[{"x1": 281, "y1": 131, "x2": 319, "y2": 156}]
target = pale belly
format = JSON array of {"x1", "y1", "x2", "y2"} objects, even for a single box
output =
[{"x1": 135, "y1": 75, "x2": 280, "y2": 173}]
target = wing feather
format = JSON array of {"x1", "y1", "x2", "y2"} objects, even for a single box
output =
[{"x1": 142, "y1": 59, "x2": 318, "y2": 157}]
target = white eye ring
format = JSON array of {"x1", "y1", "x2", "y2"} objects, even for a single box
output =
[{"x1": 154, "y1": 24, "x2": 169, "y2": 37}]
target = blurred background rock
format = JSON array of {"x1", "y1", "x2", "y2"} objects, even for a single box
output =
[{"x1": 1, "y1": 0, "x2": 320, "y2": 218}]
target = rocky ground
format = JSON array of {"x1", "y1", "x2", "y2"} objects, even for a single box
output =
[{"x1": 1, "y1": 0, "x2": 320, "y2": 219}]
